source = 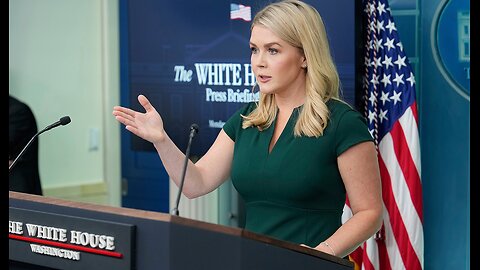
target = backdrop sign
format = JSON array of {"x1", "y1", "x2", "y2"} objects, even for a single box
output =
[{"x1": 125, "y1": 0, "x2": 358, "y2": 156}]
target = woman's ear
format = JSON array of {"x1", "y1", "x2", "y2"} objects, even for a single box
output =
[{"x1": 301, "y1": 58, "x2": 307, "y2": 69}]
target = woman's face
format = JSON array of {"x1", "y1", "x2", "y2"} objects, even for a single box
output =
[{"x1": 250, "y1": 25, "x2": 306, "y2": 96}]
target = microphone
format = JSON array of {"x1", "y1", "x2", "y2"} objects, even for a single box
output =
[
  {"x1": 9, "y1": 116, "x2": 71, "y2": 173},
  {"x1": 42, "y1": 116, "x2": 71, "y2": 133},
  {"x1": 171, "y1": 123, "x2": 199, "y2": 216}
]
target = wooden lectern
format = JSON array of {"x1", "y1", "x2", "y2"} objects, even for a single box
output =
[{"x1": 9, "y1": 191, "x2": 354, "y2": 270}]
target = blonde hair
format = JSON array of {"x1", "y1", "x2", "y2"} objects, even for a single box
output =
[{"x1": 242, "y1": 0, "x2": 341, "y2": 137}]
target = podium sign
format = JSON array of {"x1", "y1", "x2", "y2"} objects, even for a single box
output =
[{"x1": 9, "y1": 207, "x2": 135, "y2": 270}]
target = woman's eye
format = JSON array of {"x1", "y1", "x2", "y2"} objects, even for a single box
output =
[
  {"x1": 268, "y1": 48, "x2": 278, "y2": 55},
  {"x1": 250, "y1": 47, "x2": 258, "y2": 54}
]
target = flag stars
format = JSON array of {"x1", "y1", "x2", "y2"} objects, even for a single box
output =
[
  {"x1": 368, "y1": 39, "x2": 374, "y2": 50},
  {"x1": 394, "y1": 55, "x2": 407, "y2": 69},
  {"x1": 364, "y1": 4, "x2": 417, "y2": 141},
  {"x1": 379, "y1": 109, "x2": 389, "y2": 123},
  {"x1": 382, "y1": 56, "x2": 394, "y2": 69},
  {"x1": 380, "y1": 91, "x2": 390, "y2": 105},
  {"x1": 368, "y1": 110, "x2": 377, "y2": 124},
  {"x1": 406, "y1": 72, "x2": 416, "y2": 86},
  {"x1": 370, "y1": 58, "x2": 378, "y2": 69},
  {"x1": 392, "y1": 72, "x2": 405, "y2": 87},
  {"x1": 385, "y1": 20, "x2": 396, "y2": 34},
  {"x1": 396, "y1": 41, "x2": 404, "y2": 51},
  {"x1": 369, "y1": 22, "x2": 376, "y2": 33},
  {"x1": 381, "y1": 73, "x2": 392, "y2": 87},
  {"x1": 384, "y1": 37, "x2": 396, "y2": 51},
  {"x1": 368, "y1": 128, "x2": 376, "y2": 139},
  {"x1": 368, "y1": 91, "x2": 377, "y2": 105},
  {"x1": 370, "y1": 74, "x2": 380, "y2": 86},
  {"x1": 374, "y1": 38, "x2": 384, "y2": 51},
  {"x1": 366, "y1": 3, "x2": 375, "y2": 15},
  {"x1": 372, "y1": 57, "x2": 382, "y2": 69},
  {"x1": 376, "y1": 20, "x2": 385, "y2": 34},
  {"x1": 390, "y1": 90, "x2": 402, "y2": 105},
  {"x1": 365, "y1": 56, "x2": 371, "y2": 67},
  {"x1": 377, "y1": 2, "x2": 386, "y2": 16}
]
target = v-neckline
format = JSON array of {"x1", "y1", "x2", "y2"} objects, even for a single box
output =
[{"x1": 267, "y1": 108, "x2": 296, "y2": 155}]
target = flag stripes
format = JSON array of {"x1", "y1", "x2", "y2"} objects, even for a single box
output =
[{"x1": 342, "y1": 0, "x2": 424, "y2": 269}]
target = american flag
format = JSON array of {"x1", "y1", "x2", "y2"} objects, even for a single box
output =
[
  {"x1": 230, "y1": 3, "x2": 251, "y2": 22},
  {"x1": 342, "y1": 0, "x2": 424, "y2": 269}
]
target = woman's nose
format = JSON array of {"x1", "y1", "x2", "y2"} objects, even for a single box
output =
[{"x1": 253, "y1": 52, "x2": 267, "y2": 68}]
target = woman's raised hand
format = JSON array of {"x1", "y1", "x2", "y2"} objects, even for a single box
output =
[{"x1": 112, "y1": 94, "x2": 167, "y2": 144}]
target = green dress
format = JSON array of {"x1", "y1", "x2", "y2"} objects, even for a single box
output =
[{"x1": 222, "y1": 99, "x2": 373, "y2": 247}]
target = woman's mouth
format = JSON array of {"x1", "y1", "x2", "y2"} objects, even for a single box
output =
[{"x1": 258, "y1": 75, "x2": 272, "y2": 83}]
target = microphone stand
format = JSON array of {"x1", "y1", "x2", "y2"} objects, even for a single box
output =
[
  {"x1": 9, "y1": 116, "x2": 71, "y2": 173},
  {"x1": 171, "y1": 124, "x2": 198, "y2": 216},
  {"x1": 9, "y1": 134, "x2": 39, "y2": 172}
]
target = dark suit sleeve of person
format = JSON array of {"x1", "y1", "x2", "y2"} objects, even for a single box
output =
[{"x1": 9, "y1": 96, "x2": 43, "y2": 195}]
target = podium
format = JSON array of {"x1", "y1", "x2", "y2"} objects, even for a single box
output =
[{"x1": 9, "y1": 191, "x2": 354, "y2": 270}]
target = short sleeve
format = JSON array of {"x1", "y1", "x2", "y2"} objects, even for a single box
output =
[
  {"x1": 335, "y1": 109, "x2": 373, "y2": 156},
  {"x1": 222, "y1": 102, "x2": 255, "y2": 142}
]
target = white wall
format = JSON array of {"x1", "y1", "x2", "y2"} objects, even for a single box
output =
[{"x1": 9, "y1": 0, "x2": 121, "y2": 206}]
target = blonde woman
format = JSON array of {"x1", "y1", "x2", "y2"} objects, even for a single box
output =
[{"x1": 113, "y1": 0, "x2": 382, "y2": 258}]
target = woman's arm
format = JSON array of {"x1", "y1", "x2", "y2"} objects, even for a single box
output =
[
  {"x1": 315, "y1": 141, "x2": 383, "y2": 257},
  {"x1": 113, "y1": 94, "x2": 234, "y2": 199}
]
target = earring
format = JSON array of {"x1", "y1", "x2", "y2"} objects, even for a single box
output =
[
  {"x1": 251, "y1": 82, "x2": 260, "y2": 94},
  {"x1": 302, "y1": 63, "x2": 307, "y2": 68}
]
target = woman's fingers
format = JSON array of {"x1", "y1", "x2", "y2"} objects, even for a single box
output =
[
  {"x1": 113, "y1": 109, "x2": 135, "y2": 123},
  {"x1": 138, "y1": 95, "x2": 155, "y2": 113},
  {"x1": 113, "y1": 110, "x2": 134, "y2": 125},
  {"x1": 125, "y1": 125, "x2": 140, "y2": 137},
  {"x1": 113, "y1": 105, "x2": 137, "y2": 117},
  {"x1": 115, "y1": 115, "x2": 135, "y2": 129},
  {"x1": 113, "y1": 111, "x2": 136, "y2": 129}
]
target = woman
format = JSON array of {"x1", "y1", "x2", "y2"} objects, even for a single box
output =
[{"x1": 113, "y1": 0, "x2": 382, "y2": 258}]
